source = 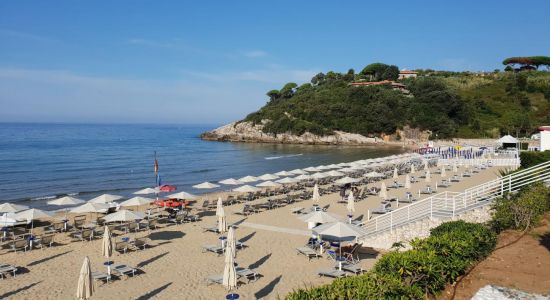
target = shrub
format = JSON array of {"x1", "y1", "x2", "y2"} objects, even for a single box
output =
[{"x1": 520, "y1": 151, "x2": 550, "y2": 169}]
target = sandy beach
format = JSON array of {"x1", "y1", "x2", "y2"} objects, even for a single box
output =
[{"x1": 0, "y1": 163, "x2": 503, "y2": 300}]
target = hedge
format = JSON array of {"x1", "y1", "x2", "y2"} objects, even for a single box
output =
[{"x1": 520, "y1": 150, "x2": 550, "y2": 169}]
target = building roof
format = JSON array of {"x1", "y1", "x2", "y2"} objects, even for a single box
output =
[
  {"x1": 497, "y1": 135, "x2": 518, "y2": 144},
  {"x1": 399, "y1": 70, "x2": 418, "y2": 74},
  {"x1": 538, "y1": 126, "x2": 550, "y2": 131}
]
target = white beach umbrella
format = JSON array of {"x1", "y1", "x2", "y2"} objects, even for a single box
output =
[
  {"x1": 133, "y1": 187, "x2": 159, "y2": 195},
  {"x1": 258, "y1": 174, "x2": 279, "y2": 181},
  {"x1": 256, "y1": 181, "x2": 281, "y2": 188},
  {"x1": 218, "y1": 206, "x2": 227, "y2": 234},
  {"x1": 379, "y1": 182, "x2": 388, "y2": 200},
  {"x1": 222, "y1": 241, "x2": 237, "y2": 290},
  {"x1": 425, "y1": 170, "x2": 431, "y2": 183},
  {"x1": 410, "y1": 164, "x2": 416, "y2": 174},
  {"x1": 193, "y1": 181, "x2": 220, "y2": 189},
  {"x1": 76, "y1": 256, "x2": 93, "y2": 300},
  {"x1": 119, "y1": 196, "x2": 154, "y2": 207},
  {"x1": 303, "y1": 167, "x2": 321, "y2": 172},
  {"x1": 317, "y1": 165, "x2": 332, "y2": 170},
  {"x1": 238, "y1": 175, "x2": 259, "y2": 183},
  {"x1": 299, "y1": 211, "x2": 343, "y2": 223},
  {"x1": 424, "y1": 160, "x2": 429, "y2": 171},
  {"x1": 88, "y1": 194, "x2": 122, "y2": 204},
  {"x1": 312, "y1": 184, "x2": 320, "y2": 203},
  {"x1": 274, "y1": 170, "x2": 293, "y2": 177},
  {"x1": 313, "y1": 221, "x2": 363, "y2": 240},
  {"x1": 365, "y1": 171, "x2": 384, "y2": 178},
  {"x1": 233, "y1": 185, "x2": 261, "y2": 193},
  {"x1": 15, "y1": 208, "x2": 53, "y2": 223},
  {"x1": 0, "y1": 214, "x2": 20, "y2": 227},
  {"x1": 326, "y1": 170, "x2": 345, "y2": 177},
  {"x1": 405, "y1": 175, "x2": 411, "y2": 189},
  {"x1": 326, "y1": 164, "x2": 341, "y2": 169},
  {"x1": 70, "y1": 203, "x2": 109, "y2": 214},
  {"x1": 294, "y1": 174, "x2": 312, "y2": 181},
  {"x1": 441, "y1": 167, "x2": 447, "y2": 178},
  {"x1": 103, "y1": 209, "x2": 145, "y2": 223},
  {"x1": 168, "y1": 191, "x2": 198, "y2": 200},
  {"x1": 0, "y1": 203, "x2": 29, "y2": 213},
  {"x1": 219, "y1": 178, "x2": 243, "y2": 185},
  {"x1": 347, "y1": 192, "x2": 355, "y2": 213},
  {"x1": 48, "y1": 196, "x2": 85, "y2": 206},
  {"x1": 335, "y1": 176, "x2": 359, "y2": 185},
  {"x1": 310, "y1": 172, "x2": 329, "y2": 179},
  {"x1": 339, "y1": 168, "x2": 356, "y2": 173},
  {"x1": 453, "y1": 164, "x2": 458, "y2": 173},
  {"x1": 226, "y1": 226, "x2": 237, "y2": 258},
  {"x1": 216, "y1": 197, "x2": 224, "y2": 217},
  {"x1": 102, "y1": 226, "x2": 112, "y2": 275},
  {"x1": 289, "y1": 169, "x2": 307, "y2": 175},
  {"x1": 275, "y1": 177, "x2": 298, "y2": 184},
  {"x1": 393, "y1": 168, "x2": 399, "y2": 179}
]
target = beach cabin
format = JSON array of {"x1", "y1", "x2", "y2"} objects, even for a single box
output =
[
  {"x1": 539, "y1": 126, "x2": 550, "y2": 151},
  {"x1": 398, "y1": 70, "x2": 418, "y2": 79}
]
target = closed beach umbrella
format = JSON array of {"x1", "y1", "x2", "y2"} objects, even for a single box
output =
[
  {"x1": 76, "y1": 256, "x2": 93, "y2": 300},
  {"x1": 453, "y1": 164, "x2": 458, "y2": 173},
  {"x1": 102, "y1": 226, "x2": 112, "y2": 275},
  {"x1": 425, "y1": 170, "x2": 431, "y2": 183},
  {"x1": 256, "y1": 181, "x2": 281, "y2": 188},
  {"x1": 441, "y1": 167, "x2": 446, "y2": 178},
  {"x1": 103, "y1": 209, "x2": 144, "y2": 223},
  {"x1": 290, "y1": 169, "x2": 307, "y2": 175},
  {"x1": 335, "y1": 176, "x2": 359, "y2": 185},
  {"x1": 226, "y1": 226, "x2": 237, "y2": 258},
  {"x1": 134, "y1": 187, "x2": 159, "y2": 195},
  {"x1": 258, "y1": 174, "x2": 279, "y2": 181},
  {"x1": 0, "y1": 203, "x2": 29, "y2": 213},
  {"x1": 312, "y1": 184, "x2": 320, "y2": 203},
  {"x1": 393, "y1": 168, "x2": 398, "y2": 179},
  {"x1": 48, "y1": 196, "x2": 85, "y2": 206},
  {"x1": 405, "y1": 175, "x2": 411, "y2": 189},
  {"x1": 216, "y1": 197, "x2": 223, "y2": 217},
  {"x1": 238, "y1": 175, "x2": 259, "y2": 183},
  {"x1": 233, "y1": 185, "x2": 260, "y2": 193},
  {"x1": 89, "y1": 194, "x2": 122, "y2": 204},
  {"x1": 424, "y1": 160, "x2": 429, "y2": 171},
  {"x1": 379, "y1": 182, "x2": 388, "y2": 200},
  {"x1": 218, "y1": 205, "x2": 227, "y2": 234},
  {"x1": 168, "y1": 191, "x2": 197, "y2": 200},
  {"x1": 347, "y1": 192, "x2": 355, "y2": 213},
  {"x1": 219, "y1": 178, "x2": 243, "y2": 185},
  {"x1": 70, "y1": 203, "x2": 109, "y2": 214},
  {"x1": 410, "y1": 164, "x2": 415, "y2": 174},
  {"x1": 274, "y1": 170, "x2": 293, "y2": 177},
  {"x1": 193, "y1": 181, "x2": 220, "y2": 189},
  {"x1": 222, "y1": 242, "x2": 237, "y2": 290},
  {"x1": 276, "y1": 177, "x2": 298, "y2": 184},
  {"x1": 119, "y1": 197, "x2": 153, "y2": 207}
]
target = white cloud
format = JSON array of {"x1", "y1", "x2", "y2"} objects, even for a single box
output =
[{"x1": 244, "y1": 50, "x2": 268, "y2": 58}]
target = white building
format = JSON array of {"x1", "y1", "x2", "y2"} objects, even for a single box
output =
[{"x1": 540, "y1": 126, "x2": 550, "y2": 151}]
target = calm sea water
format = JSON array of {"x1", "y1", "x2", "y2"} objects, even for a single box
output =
[{"x1": 0, "y1": 123, "x2": 406, "y2": 208}]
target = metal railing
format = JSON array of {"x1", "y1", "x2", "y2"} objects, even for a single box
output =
[{"x1": 359, "y1": 160, "x2": 550, "y2": 238}]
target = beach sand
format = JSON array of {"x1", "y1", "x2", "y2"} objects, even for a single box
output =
[{"x1": 0, "y1": 165, "x2": 504, "y2": 299}]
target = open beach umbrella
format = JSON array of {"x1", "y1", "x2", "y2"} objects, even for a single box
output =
[
  {"x1": 218, "y1": 205, "x2": 227, "y2": 234},
  {"x1": 15, "y1": 208, "x2": 53, "y2": 233},
  {"x1": 313, "y1": 221, "x2": 364, "y2": 257},
  {"x1": 310, "y1": 172, "x2": 329, "y2": 180},
  {"x1": 276, "y1": 177, "x2": 298, "y2": 185},
  {"x1": 425, "y1": 170, "x2": 431, "y2": 183},
  {"x1": 76, "y1": 256, "x2": 93, "y2": 300},
  {"x1": 89, "y1": 194, "x2": 122, "y2": 204},
  {"x1": 274, "y1": 170, "x2": 293, "y2": 177},
  {"x1": 290, "y1": 169, "x2": 307, "y2": 175},
  {"x1": 294, "y1": 174, "x2": 312, "y2": 181},
  {"x1": 299, "y1": 211, "x2": 343, "y2": 224},
  {"x1": 410, "y1": 164, "x2": 415, "y2": 174},
  {"x1": 335, "y1": 176, "x2": 359, "y2": 185},
  {"x1": 168, "y1": 191, "x2": 198, "y2": 200},
  {"x1": 216, "y1": 197, "x2": 224, "y2": 217},
  {"x1": 159, "y1": 185, "x2": 177, "y2": 192},
  {"x1": 70, "y1": 202, "x2": 109, "y2": 214},
  {"x1": 256, "y1": 181, "x2": 281, "y2": 188},
  {"x1": 258, "y1": 174, "x2": 279, "y2": 181},
  {"x1": 233, "y1": 185, "x2": 261, "y2": 193},
  {"x1": 317, "y1": 165, "x2": 332, "y2": 170},
  {"x1": 193, "y1": 181, "x2": 220, "y2": 189},
  {"x1": 365, "y1": 171, "x2": 384, "y2": 178},
  {"x1": 393, "y1": 168, "x2": 399, "y2": 179},
  {"x1": 0, "y1": 214, "x2": 20, "y2": 227},
  {"x1": 102, "y1": 226, "x2": 112, "y2": 275},
  {"x1": 379, "y1": 182, "x2": 388, "y2": 200},
  {"x1": 312, "y1": 184, "x2": 320, "y2": 203},
  {"x1": 238, "y1": 175, "x2": 259, "y2": 183},
  {"x1": 303, "y1": 166, "x2": 321, "y2": 172},
  {"x1": 222, "y1": 241, "x2": 237, "y2": 290},
  {"x1": 339, "y1": 168, "x2": 356, "y2": 174},
  {"x1": 0, "y1": 203, "x2": 29, "y2": 213},
  {"x1": 405, "y1": 175, "x2": 411, "y2": 189},
  {"x1": 134, "y1": 187, "x2": 159, "y2": 195},
  {"x1": 441, "y1": 167, "x2": 446, "y2": 178},
  {"x1": 103, "y1": 209, "x2": 145, "y2": 223},
  {"x1": 326, "y1": 170, "x2": 345, "y2": 177},
  {"x1": 119, "y1": 196, "x2": 154, "y2": 207},
  {"x1": 226, "y1": 226, "x2": 237, "y2": 258},
  {"x1": 219, "y1": 178, "x2": 243, "y2": 185},
  {"x1": 48, "y1": 196, "x2": 85, "y2": 206},
  {"x1": 347, "y1": 192, "x2": 355, "y2": 213}
]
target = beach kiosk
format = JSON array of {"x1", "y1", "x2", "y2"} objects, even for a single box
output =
[
  {"x1": 540, "y1": 126, "x2": 550, "y2": 151},
  {"x1": 496, "y1": 135, "x2": 518, "y2": 149}
]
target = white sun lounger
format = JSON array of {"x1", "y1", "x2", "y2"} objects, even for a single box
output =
[
  {"x1": 296, "y1": 247, "x2": 321, "y2": 261},
  {"x1": 318, "y1": 269, "x2": 347, "y2": 278}
]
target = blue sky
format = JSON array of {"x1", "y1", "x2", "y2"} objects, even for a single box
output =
[{"x1": 1, "y1": 1, "x2": 549, "y2": 124}]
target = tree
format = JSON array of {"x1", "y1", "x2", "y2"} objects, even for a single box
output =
[
  {"x1": 280, "y1": 82, "x2": 298, "y2": 98},
  {"x1": 311, "y1": 72, "x2": 325, "y2": 85},
  {"x1": 266, "y1": 90, "x2": 280, "y2": 101},
  {"x1": 360, "y1": 63, "x2": 390, "y2": 80},
  {"x1": 381, "y1": 65, "x2": 399, "y2": 81},
  {"x1": 504, "y1": 65, "x2": 513, "y2": 72},
  {"x1": 503, "y1": 56, "x2": 550, "y2": 70}
]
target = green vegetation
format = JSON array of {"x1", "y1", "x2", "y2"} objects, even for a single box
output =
[
  {"x1": 520, "y1": 151, "x2": 550, "y2": 169},
  {"x1": 243, "y1": 62, "x2": 550, "y2": 139},
  {"x1": 286, "y1": 221, "x2": 496, "y2": 300},
  {"x1": 503, "y1": 56, "x2": 550, "y2": 70}
]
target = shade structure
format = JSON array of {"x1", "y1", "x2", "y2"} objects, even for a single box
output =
[
  {"x1": 312, "y1": 221, "x2": 363, "y2": 242},
  {"x1": 70, "y1": 203, "x2": 109, "y2": 214},
  {"x1": 103, "y1": 209, "x2": 145, "y2": 223},
  {"x1": 215, "y1": 197, "x2": 224, "y2": 217},
  {"x1": 335, "y1": 176, "x2": 359, "y2": 185},
  {"x1": 256, "y1": 181, "x2": 281, "y2": 188},
  {"x1": 276, "y1": 177, "x2": 298, "y2": 184},
  {"x1": 102, "y1": 226, "x2": 112, "y2": 258},
  {"x1": 238, "y1": 175, "x2": 259, "y2": 183},
  {"x1": 326, "y1": 170, "x2": 345, "y2": 177},
  {"x1": 299, "y1": 211, "x2": 343, "y2": 223},
  {"x1": 310, "y1": 172, "x2": 329, "y2": 179},
  {"x1": 289, "y1": 169, "x2": 307, "y2": 175},
  {"x1": 218, "y1": 206, "x2": 227, "y2": 234},
  {"x1": 441, "y1": 167, "x2": 446, "y2": 178},
  {"x1": 257, "y1": 174, "x2": 279, "y2": 181},
  {"x1": 76, "y1": 256, "x2": 93, "y2": 300},
  {"x1": 226, "y1": 226, "x2": 237, "y2": 258},
  {"x1": 48, "y1": 196, "x2": 85, "y2": 206},
  {"x1": 219, "y1": 178, "x2": 243, "y2": 185},
  {"x1": 294, "y1": 174, "x2": 311, "y2": 181},
  {"x1": 222, "y1": 241, "x2": 237, "y2": 290},
  {"x1": 274, "y1": 170, "x2": 293, "y2": 177},
  {"x1": 365, "y1": 171, "x2": 384, "y2": 178},
  {"x1": 15, "y1": 208, "x2": 53, "y2": 222},
  {"x1": 312, "y1": 184, "x2": 320, "y2": 203},
  {"x1": 119, "y1": 196, "x2": 154, "y2": 207},
  {"x1": 233, "y1": 185, "x2": 261, "y2": 193},
  {"x1": 134, "y1": 187, "x2": 159, "y2": 195},
  {"x1": 347, "y1": 192, "x2": 355, "y2": 213},
  {"x1": 303, "y1": 166, "x2": 321, "y2": 172},
  {"x1": 159, "y1": 185, "x2": 177, "y2": 192},
  {"x1": 379, "y1": 182, "x2": 388, "y2": 200},
  {"x1": 393, "y1": 168, "x2": 398, "y2": 179},
  {"x1": 0, "y1": 203, "x2": 29, "y2": 213},
  {"x1": 192, "y1": 181, "x2": 220, "y2": 189},
  {"x1": 167, "y1": 191, "x2": 198, "y2": 200},
  {"x1": 405, "y1": 175, "x2": 411, "y2": 189},
  {"x1": 425, "y1": 170, "x2": 431, "y2": 183},
  {"x1": 88, "y1": 194, "x2": 122, "y2": 204}
]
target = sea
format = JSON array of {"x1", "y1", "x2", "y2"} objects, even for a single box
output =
[{"x1": 0, "y1": 123, "x2": 406, "y2": 209}]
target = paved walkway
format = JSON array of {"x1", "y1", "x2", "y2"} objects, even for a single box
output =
[{"x1": 240, "y1": 222, "x2": 311, "y2": 236}]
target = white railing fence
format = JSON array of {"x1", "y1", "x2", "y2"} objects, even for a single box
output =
[{"x1": 359, "y1": 160, "x2": 550, "y2": 238}]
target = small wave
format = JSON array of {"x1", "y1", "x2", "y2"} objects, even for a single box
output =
[
  {"x1": 264, "y1": 154, "x2": 303, "y2": 160},
  {"x1": 30, "y1": 195, "x2": 57, "y2": 201},
  {"x1": 67, "y1": 192, "x2": 79, "y2": 196},
  {"x1": 191, "y1": 168, "x2": 217, "y2": 174}
]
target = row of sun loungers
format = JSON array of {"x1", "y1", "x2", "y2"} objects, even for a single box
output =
[{"x1": 206, "y1": 266, "x2": 260, "y2": 286}]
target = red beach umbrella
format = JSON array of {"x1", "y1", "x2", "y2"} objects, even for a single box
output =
[{"x1": 159, "y1": 185, "x2": 177, "y2": 192}]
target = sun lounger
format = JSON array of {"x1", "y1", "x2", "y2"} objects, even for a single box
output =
[
  {"x1": 338, "y1": 262, "x2": 364, "y2": 274},
  {"x1": 463, "y1": 171, "x2": 472, "y2": 177},
  {"x1": 290, "y1": 207, "x2": 304, "y2": 214},
  {"x1": 438, "y1": 181, "x2": 451, "y2": 188},
  {"x1": 115, "y1": 241, "x2": 130, "y2": 254},
  {"x1": 0, "y1": 264, "x2": 18, "y2": 279},
  {"x1": 133, "y1": 237, "x2": 150, "y2": 250},
  {"x1": 296, "y1": 247, "x2": 321, "y2": 260},
  {"x1": 112, "y1": 264, "x2": 137, "y2": 278},
  {"x1": 318, "y1": 269, "x2": 347, "y2": 278},
  {"x1": 450, "y1": 176, "x2": 462, "y2": 182},
  {"x1": 371, "y1": 203, "x2": 392, "y2": 214},
  {"x1": 203, "y1": 226, "x2": 220, "y2": 233},
  {"x1": 10, "y1": 239, "x2": 29, "y2": 253},
  {"x1": 236, "y1": 267, "x2": 260, "y2": 282},
  {"x1": 202, "y1": 244, "x2": 224, "y2": 255},
  {"x1": 206, "y1": 274, "x2": 224, "y2": 285},
  {"x1": 92, "y1": 271, "x2": 111, "y2": 283},
  {"x1": 420, "y1": 186, "x2": 434, "y2": 194}
]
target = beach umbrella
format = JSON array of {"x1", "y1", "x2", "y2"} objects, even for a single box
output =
[
  {"x1": 441, "y1": 167, "x2": 446, "y2": 178},
  {"x1": 299, "y1": 211, "x2": 343, "y2": 223},
  {"x1": 134, "y1": 187, "x2": 159, "y2": 195},
  {"x1": 15, "y1": 208, "x2": 53, "y2": 232},
  {"x1": 258, "y1": 174, "x2": 279, "y2": 181},
  {"x1": 310, "y1": 172, "x2": 329, "y2": 179},
  {"x1": 303, "y1": 167, "x2": 320, "y2": 172},
  {"x1": 0, "y1": 203, "x2": 29, "y2": 213},
  {"x1": 218, "y1": 205, "x2": 227, "y2": 234},
  {"x1": 192, "y1": 181, "x2": 220, "y2": 189},
  {"x1": 226, "y1": 226, "x2": 237, "y2": 258},
  {"x1": 313, "y1": 222, "x2": 363, "y2": 241},
  {"x1": 317, "y1": 165, "x2": 332, "y2": 170},
  {"x1": 238, "y1": 175, "x2": 259, "y2": 183},
  {"x1": 425, "y1": 170, "x2": 431, "y2": 183},
  {"x1": 215, "y1": 197, "x2": 224, "y2": 217},
  {"x1": 347, "y1": 192, "x2": 355, "y2": 213},
  {"x1": 256, "y1": 181, "x2": 281, "y2": 188},
  {"x1": 453, "y1": 164, "x2": 458, "y2": 173},
  {"x1": 312, "y1": 184, "x2": 320, "y2": 203},
  {"x1": 393, "y1": 168, "x2": 398, "y2": 179},
  {"x1": 222, "y1": 241, "x2": 237, "y2": 290},
  {"x1": 423, "y1": 160, "x2": 429, "y2": 171},
  {"x1": 339, "y1": 168, "x2": 356, "y2": 173},
  {"x1": 379, "y1": 182, "x2": 387, "y2": 200},
  {"x1": 48, "y1": 196, "x2": 85, "y2": 206},
  {"x1": 70, "y1": 203, "x2": 109, "y2": 214},
  {"x1": 276, "y1": 177, "x2": 298, "y2": 184},
  {"x1": 335, "y1": 176, "x2": 359, "y2": 185},
  {"x1": 292, "y1": 174, "x2": 310, "y2": 181},
  {"x1": 326, "y1": 170, "x2": 345, "y2": 177},
  {"x1": 102, "y1": 226, "x2": 112, "y2": 275},
  {"x1": 289, "y1": 169, "x2": 307, "y2": 175},
  {"x1": 0, "y1": 214, "x2": 20, "y2": 227},
  {"x1": 405, "y1": 175, "x2": 411, "y2": 189},
  {"x1": 326, "y1": 164, "x2": 341, "y2": 169},
  {"x1": 159, "y1": 185, "x2": 177, "y2": 192},
  {"x1": 89, "y1": 194, "x2": 122, "y2": 204},
  {"x1": 119, "y1": 196, "x2": 154, "y2": 207},
  {"x1": 233, "y1": 185, "x2": 261, "y2": 193},
  {"x1": 274, "y1": 170, "x2": 293, "y2": 177},
  {"x1": 219, "y1": 178, "x2": 243, "y2": 185},
  {"x1": 103, "y1": 209, "x2": 144, "y2": 223},
  {"x1": 168, "y1": 191, "x2": 198, "y2": 200},
  {"x1": 76, "y1": 256, "x2": 93, "y2": 300},
  {"x1": 365, "y1": 171, "x2": 384, "y2": 178},
  {"x1": 410, "y1": 164, "x2": 415, "y2": 174}
]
